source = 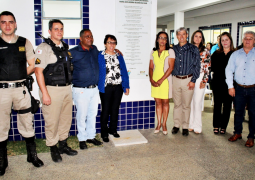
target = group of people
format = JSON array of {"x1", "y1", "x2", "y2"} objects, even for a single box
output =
[
  {"x1": 1, "y1": 9, "x2": 255, "y2": 177},
  {"x1": 0, "y1": 11, "x2": 129, "y2": 176},
  {"x1": 150, "y1": 27, "x2": 255, "y2": 148}
]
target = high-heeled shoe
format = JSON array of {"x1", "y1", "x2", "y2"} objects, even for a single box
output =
[
  {"x1": 163, "y1": 131, "x2": 168, "y2": 135},
  {"x1": 188, "y1": 129, "x2": 194, "y2": 132},
  {"x1": 154, "y1": 129, "x2": 160, "y2": 134}
]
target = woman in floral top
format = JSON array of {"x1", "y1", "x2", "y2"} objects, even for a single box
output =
[{"x1": 189, "y1": 30, "x2": 211, "y2": 134}]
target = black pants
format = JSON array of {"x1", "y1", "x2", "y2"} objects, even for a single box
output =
[
  {"x1": 99, "y1": 85, "x2": 123, "y2": 138},
  {"x1": 212, "y1": 83, "x2": 233, "y2": 129}
]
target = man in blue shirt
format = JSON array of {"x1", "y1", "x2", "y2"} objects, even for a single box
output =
[
  {"x1": 210, "y1": 35, "x2": 220, "y2": 55},
  {"x1": 226, "y1": 31, "x2": 255, "y2": 147},
  {"x1": 70, "y1": 29, "x2": 102, "y2": 149},
  {"x1": 171, "y1": 27, "x2": 201, "y2": 136}
]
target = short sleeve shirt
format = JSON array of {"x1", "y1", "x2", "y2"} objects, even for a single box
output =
[{"x1": 35, "y1": 42, "x2": 63, "y2": 69}]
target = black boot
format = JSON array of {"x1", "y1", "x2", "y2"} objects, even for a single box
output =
[
  {"x1": 0, "y1": 140, "x2": 8, "y2": 176},
  {"x1": 58, "y1": 139, "x2": 78, "y2": 156},
  {"x1": 50, "y1": 145, "x2": 62, "y2": 163},
  {"x1": 25, "y1": 137, "x2": 44, "y2": 167}
]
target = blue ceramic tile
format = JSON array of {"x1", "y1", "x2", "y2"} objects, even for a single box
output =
[
  {"x1": 34, "y1": 120, "x2": 41, "y2": 126},
  {"x1": 139, "y1": 107, "x2": 143, "y2": 113},
  {"x1": 83, "y1": 6, "x2": 89, "y2": 13},
  {"x1": 35, "y1": 32, "x2": 42, "y2": 38},
  {"x1": 83, "y1": 13, "x2": 89, "y2": 18},
  {"x1": 127, "y1": 126, "x2": 132, "y2": 130},
  {"x1": 35, "y1": 127, "x2": 41, "y2": 133},
  {"x1": 9, "y1": 129, "x2": 13, "y2": 135},
  {"x1": 121, "y1": 102, "x2": 126, "y2": 108},
  {"x1": 150, "y1": 112, "x2": 155, "y2": 117},
  {"x1": 96, "y1": 117, "x2": 100, "y2": 123},
  {"x1": 121, "y1": 114, "x2": 126, "y2": 120},
  {"x1": 34, "y1": 0, "x2": 41, "y2": 4},
  {"x1": 96, "y1": 123, "x2": 101, "y2": 128},
  {"x1": 121, "y1": 121, "x2": 126, "y2": 126},
  {"x1": 150, "y1": 118, "x2": 154, "y2": 123},
  {"x1": 144, "y1": 124, "x2": 149, "y2": 129},
  {"x1": 83, "y1": 0, "x2": 89, "y2": 6},
  {"x1": 127, "y1": 108, "x2": 132, "y2": 114},
  {"x1": 133, "y1": 101, "x2": 138, "y2": 107},
  {"x1": 13, "y1": 123, "x2": 17, "y2": 129},
  {"x1": 138, "y1": 113, "x2": 143, "y2": 119},
  {"x1": 35, "y1": 134, "x2": 41, "y2": 139},
  {"x1": 62, "y1": 39, "x2": 68, "y2": 44},
  {"x1": 83, "y1": 25, "x2": 89, "y2": 30},
  {"x1": 138, "y1": 119, "x2": 143, "y2": 124},
  {"x1": 83, "y1": 18, "x2": 89, "y2": 24},
  {"x1": 133, "y1": 120, "x2": 137, "y2": 124},
  {"x1": 150, "y1": 124, "x2": 155, "y2": 128},
  {"x1": 133, "y1": 107, "x2": 138, "y2": 113},
  {"x1": 138, "y1": 125, "x2": 143, "y2": 129},
  {"x1": 34, "y1": 5, "x2": 41, "y2": 12},
  {"x1": 97, "y1": 110, "x2": 101, "y2": 115},
  {"x1": 144, "y1": 107, "x2": 149, "y2": 112},
  {"x1": 36, "y1": 39, "x2": 42, "y2": 46},
  {"x1": 14, "y1": 129, "x2": 19, "y2": 135},
  {"x1": 144, "y1": 118, "x2": 149, "y2": 124},
  {"x1": 126, "y1": 102, "x2": 132, "y2": 107},
  {"x1": 150, "y1": 106, "x2": 155, "y2": 111},
  {"x1": 133, "y1": 114, "x2": 138, "y2": 119},
  {"x1": 133, "y1": 125, "x2": 137, "y2": 129},
  {"x1": 127, "y1": 120, "x2": 132, "y2": 125},
  {"x1": 144, "y1": 113, "x2": 149, "y2": 118},
  {"x1": 73, "y1": 105, "x2": 77, "y2": 111},
  {"x1": 120, "y1": 108, "x2": 125, "y2": 114},
  {"x1": 42, "y1": 134, "x2": 46, "y2": 139},
  {"x1": 69, "y1": 39, "x2": 76, "y2": 45},
  {"x1": 12, "y1": 116, "x2": 17, "y2": 122},
  {"x1": 34, "y1": 12, "x2": 41, "y2": 17},
  {"x1": 139, "y1": 101, "x2": 144, "y2": 106},
  {"x1": 145, "y1": 101, "x2": 150, "y2": 106},
  {"x1": 150, "y1": 101, "x2": 155, "y2": 106},
  {"x1": 41, "y1": 120, "x2": 45, "y2": 126},
  {"x1": 127, "y1": 114, "x2": 132, "y2": 120},
  {"x1": 96, "y1": 129, "x2": 101, "y2": 133},
  {"x1": 76, "y1": 39, "x2": 81, "y2": 45}
]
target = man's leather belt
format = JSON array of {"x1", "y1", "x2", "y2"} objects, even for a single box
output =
[
  {"x1": 175, "y1": 74, "x2": 193, "y2": 79},
  {"x1": 49, "y1": 83, "x2": 71, "y2": 87},
  {"x1": 237, "y1": 83, "x2": 255, "y2": 88},
  {"x1": 73, "y1": 84, "x2": 97, "y2": 89},
  {"x1": 0, "y1": 81, "x2": 26, "y2": 89}
]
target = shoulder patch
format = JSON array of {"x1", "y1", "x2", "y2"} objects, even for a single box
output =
[
  {"x1": 37, "y1": 49, "x2": 42, "y2": 54},
  {"x1": 68, "y1": 52, "x2": 71, "y2": 56},
  {"x1": 35, "y1": 58, "x2": 41, "y2": 64}
]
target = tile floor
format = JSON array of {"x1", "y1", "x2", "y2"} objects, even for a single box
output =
[{"x1": 1, "y1": 99, "x2": 255, "y2": 180}]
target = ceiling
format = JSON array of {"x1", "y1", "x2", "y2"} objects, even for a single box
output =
[{"x1": 157, "y1": 0, "x2": 181, "y2": 9}]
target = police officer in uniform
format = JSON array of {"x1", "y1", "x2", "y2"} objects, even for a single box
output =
[
  {"x1": 0, "y1": 11, "x2": 43, "y2": 176},
  {"x1": 34, "y1": 19, "x2": 77, "y2": 162}
]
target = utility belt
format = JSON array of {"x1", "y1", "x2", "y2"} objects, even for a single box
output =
[
  {"x1": 175, "y1": 74, "x2": 193, "y2": 79},
  {"x1": 0, "y1": 80, "x2": 26, "y2": 89}
]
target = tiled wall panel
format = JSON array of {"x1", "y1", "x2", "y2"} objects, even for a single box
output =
[{"x1": 8, "y1": 100, "x2": 155, "y2": 141}]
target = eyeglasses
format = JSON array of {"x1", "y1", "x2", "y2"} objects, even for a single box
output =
[
  {"x1": 244, "y1": 38, "x2": 254, "y2": 41},
  {"x1": 158, "y1": 37, "x2": 167, "y2": 41},
  {"x1": 107, "y1": 41, "x2": 117, "y2": 45},
  {"x1": 83, "y1": 35, "x2": 93, "y2": 39}
]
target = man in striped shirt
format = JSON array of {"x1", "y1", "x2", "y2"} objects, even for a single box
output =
[{"x1": 171, "y1": 27, "x2": 201, "y2": 136}]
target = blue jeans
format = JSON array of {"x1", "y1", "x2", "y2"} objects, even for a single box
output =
[
  {"x1": 234, "y1": 85, "x2": 255, "y2": 138},
  {"x1": 72, "y1": 87, "x2": 99, "y2": 141}
]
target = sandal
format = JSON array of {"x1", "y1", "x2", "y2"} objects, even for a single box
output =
[
  {"x1": 220, "y1": 129, "x2": 226, "y2": 134},
  {"x1": 213, "y1": 128, "x2": 219, "y2": 134}
]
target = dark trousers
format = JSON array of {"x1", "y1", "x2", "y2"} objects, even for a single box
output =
[
  {"x1": 99, "y1": 85, "x2": 123, "y2": 138},
  {"x1": 234, "y1": 85, "x2": 255, "y2": 139},
  {"x1": 212, "y1": 83, "x2": 233, "y2": 129}
]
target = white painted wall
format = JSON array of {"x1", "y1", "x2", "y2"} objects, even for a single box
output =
[
  {"x1": 0, "y1": 0, "x2": 156, "y2": 102},
  {"x1": 167, "y1": 6, "x2": 255, "y2": 46}
]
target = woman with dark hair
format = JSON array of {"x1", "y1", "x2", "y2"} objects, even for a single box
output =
[
  {"x1": 149, "y1": 31, "x2": 175, "y2": 135},
  {"x1": 206, "y1": 43, "x2": 213, "y2": 53},
  {"x1": 189, "y1": 30, "x2": 211, "y2": 134},
  {"x1": 98, "y1": 34, "x2": 130, "y2": 142},
  {"x1": 211, "y1": 32, "x2": 235, "y2": 134}
]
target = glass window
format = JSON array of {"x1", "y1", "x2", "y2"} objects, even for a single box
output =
[
  {"x1": 42, "y1": 0, "x2": 82, "y2": 38},
  {"x1": 242, "y1": 25, "x2": 255, "y2": 39},
  {"x1": 202, "y1": 28, "x2": 230, "y2": 44}
]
